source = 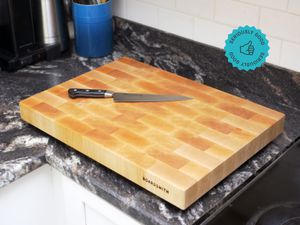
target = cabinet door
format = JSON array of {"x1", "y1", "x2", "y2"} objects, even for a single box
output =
[
  {"x1": 56, "y1": 170, "x2": 141, "y2": 225},
  {"x1": 0, "y1": 165, "x2": 63, "y2": 225},
  {"x1": 85, "y1": 204, "x2": 119, "y2": 225}
]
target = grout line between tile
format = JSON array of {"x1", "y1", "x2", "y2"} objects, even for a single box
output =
[
  {"x1": 213, "y1": 0, "x2": 217, "y2": 20},
  {"x1": 124, "y1": 0, "x2": 128, "y2": 18},
  {"x1": 278, "y1": 40, "x2": 284, "y2": 66},
  {"x1": 258, "y1": 6, "x2": 262, "y2": 28}
]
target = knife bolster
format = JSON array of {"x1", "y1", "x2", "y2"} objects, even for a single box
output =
[{"x1": 104, "y1": 90, "x2": 114, "y2": 98}]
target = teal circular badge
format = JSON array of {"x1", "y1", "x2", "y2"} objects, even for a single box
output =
[{"x1": 225, "y1": 26, "x2": 269, "y2": 71}]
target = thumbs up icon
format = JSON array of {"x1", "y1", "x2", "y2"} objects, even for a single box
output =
[{"x1": 240, "y1": 41, "x2": 255, "y2": 55}]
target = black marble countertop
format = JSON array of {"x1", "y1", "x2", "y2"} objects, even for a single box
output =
[{"x1": 1, "y1": 17, "x2": 300, "y2": 225}]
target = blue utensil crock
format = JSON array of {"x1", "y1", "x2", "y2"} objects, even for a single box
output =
[{"x1": 72, "y1": 0, "x2": 113, "y2": 57}]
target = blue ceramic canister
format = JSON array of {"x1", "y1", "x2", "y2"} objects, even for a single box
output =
[{"x1": 72, "y1": 0, "x2": 113, "y2": 57}]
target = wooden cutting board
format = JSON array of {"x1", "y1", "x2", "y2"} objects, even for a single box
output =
[{"x1": 19, "y1": 57, "x2": 285, "y2": 209}]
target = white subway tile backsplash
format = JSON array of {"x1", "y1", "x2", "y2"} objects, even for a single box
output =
[
  {"x1": 215, "y1": 0, "x2": 259, "y2": 27},
  {"x1": 176, "y1": 0, "x2": 214, "y2": 19},
  {"x1": 111, "y1": 0, "x2": 300, "y2": 72},
  {"x1": 194, "y1": 19, "x2": 233, "y2": 49},
  {"x1": 158, "y1": 8, "x2": 194, "y2": 39},
  {"x1": 288, "y1": 0, "x2": 300, "y2": 15},
  {"x1": 266, "y1": 36, "x2": 282, "y2": 65},
  {"x1": 112, "y1": 0, "x2": 126, "y2": 18},
  {"x1": 126, "y1": 0, "x2": 158, "y2": 28},
  {"x1": 260, "y1": 8, "x2": 300, "y2": 43},
  {"x1": 280, "y1": 41, "x2": 300, "y2": 71},
  {"x1": 239, "y1": 0, "x2": 288, "y2": 10},
  {"x1": 139, "y1": 0, "x2": 176, "y2": 9}
]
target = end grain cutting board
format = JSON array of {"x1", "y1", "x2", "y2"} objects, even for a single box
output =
[{"x1": 19, "y1": 57, "x2": 285, "y2": 209}]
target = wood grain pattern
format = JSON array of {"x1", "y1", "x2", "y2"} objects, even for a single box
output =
[{"x1": 19, "y1": 57, "x2": 285, "y2": 209}]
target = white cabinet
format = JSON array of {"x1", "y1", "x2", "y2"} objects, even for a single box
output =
[
  {"x1": 0, "y1": 165, "x2": 141, "y2": 225},
  {"x1": 54, "y1": 169, "x2": 141, "y2": 225},
  {"x1": 0, "y1": 165, "x2": 65, "y2": 225}
]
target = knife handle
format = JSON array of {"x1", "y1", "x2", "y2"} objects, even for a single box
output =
[{"x1": 68, "y1": 88, "x2": 114, "y2": 98}]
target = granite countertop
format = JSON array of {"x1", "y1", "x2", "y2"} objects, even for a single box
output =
[{"x1": 1, "y1": 17, "x2": 300, "y2": 225}]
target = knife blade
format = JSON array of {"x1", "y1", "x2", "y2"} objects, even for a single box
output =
[{"x1": 68, "y1": 88, "x2": 191, "y2": 102}]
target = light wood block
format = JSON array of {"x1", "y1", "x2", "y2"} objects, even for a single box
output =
[{"x1": 19, "y1": 57, "x2": 285, "y2": 209}]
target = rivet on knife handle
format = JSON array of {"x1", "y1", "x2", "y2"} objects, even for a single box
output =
[{"x1": 68, "y1": 88, "x2": 114, "y2": 98}]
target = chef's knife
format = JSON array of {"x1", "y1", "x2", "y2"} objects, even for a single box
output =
[{"x1": 68, "y1": 88, "x2": 191, "y2": 102}]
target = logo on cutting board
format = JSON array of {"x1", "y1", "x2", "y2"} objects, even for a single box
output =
[
  {"x1": 143, "y1": 176, "x2": 169, "y2": 194},
  {"x1": 224, "y1": 26, "x2": 269, "y2": 71}
]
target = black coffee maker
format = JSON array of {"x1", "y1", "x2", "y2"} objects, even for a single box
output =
[{"x1": 0, "y1": 0, "x2": 69, "y2": 71}]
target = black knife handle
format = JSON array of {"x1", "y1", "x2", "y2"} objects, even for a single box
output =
[{"x1": 68, "y1": 88, "x2": 113, "y2": 99}]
